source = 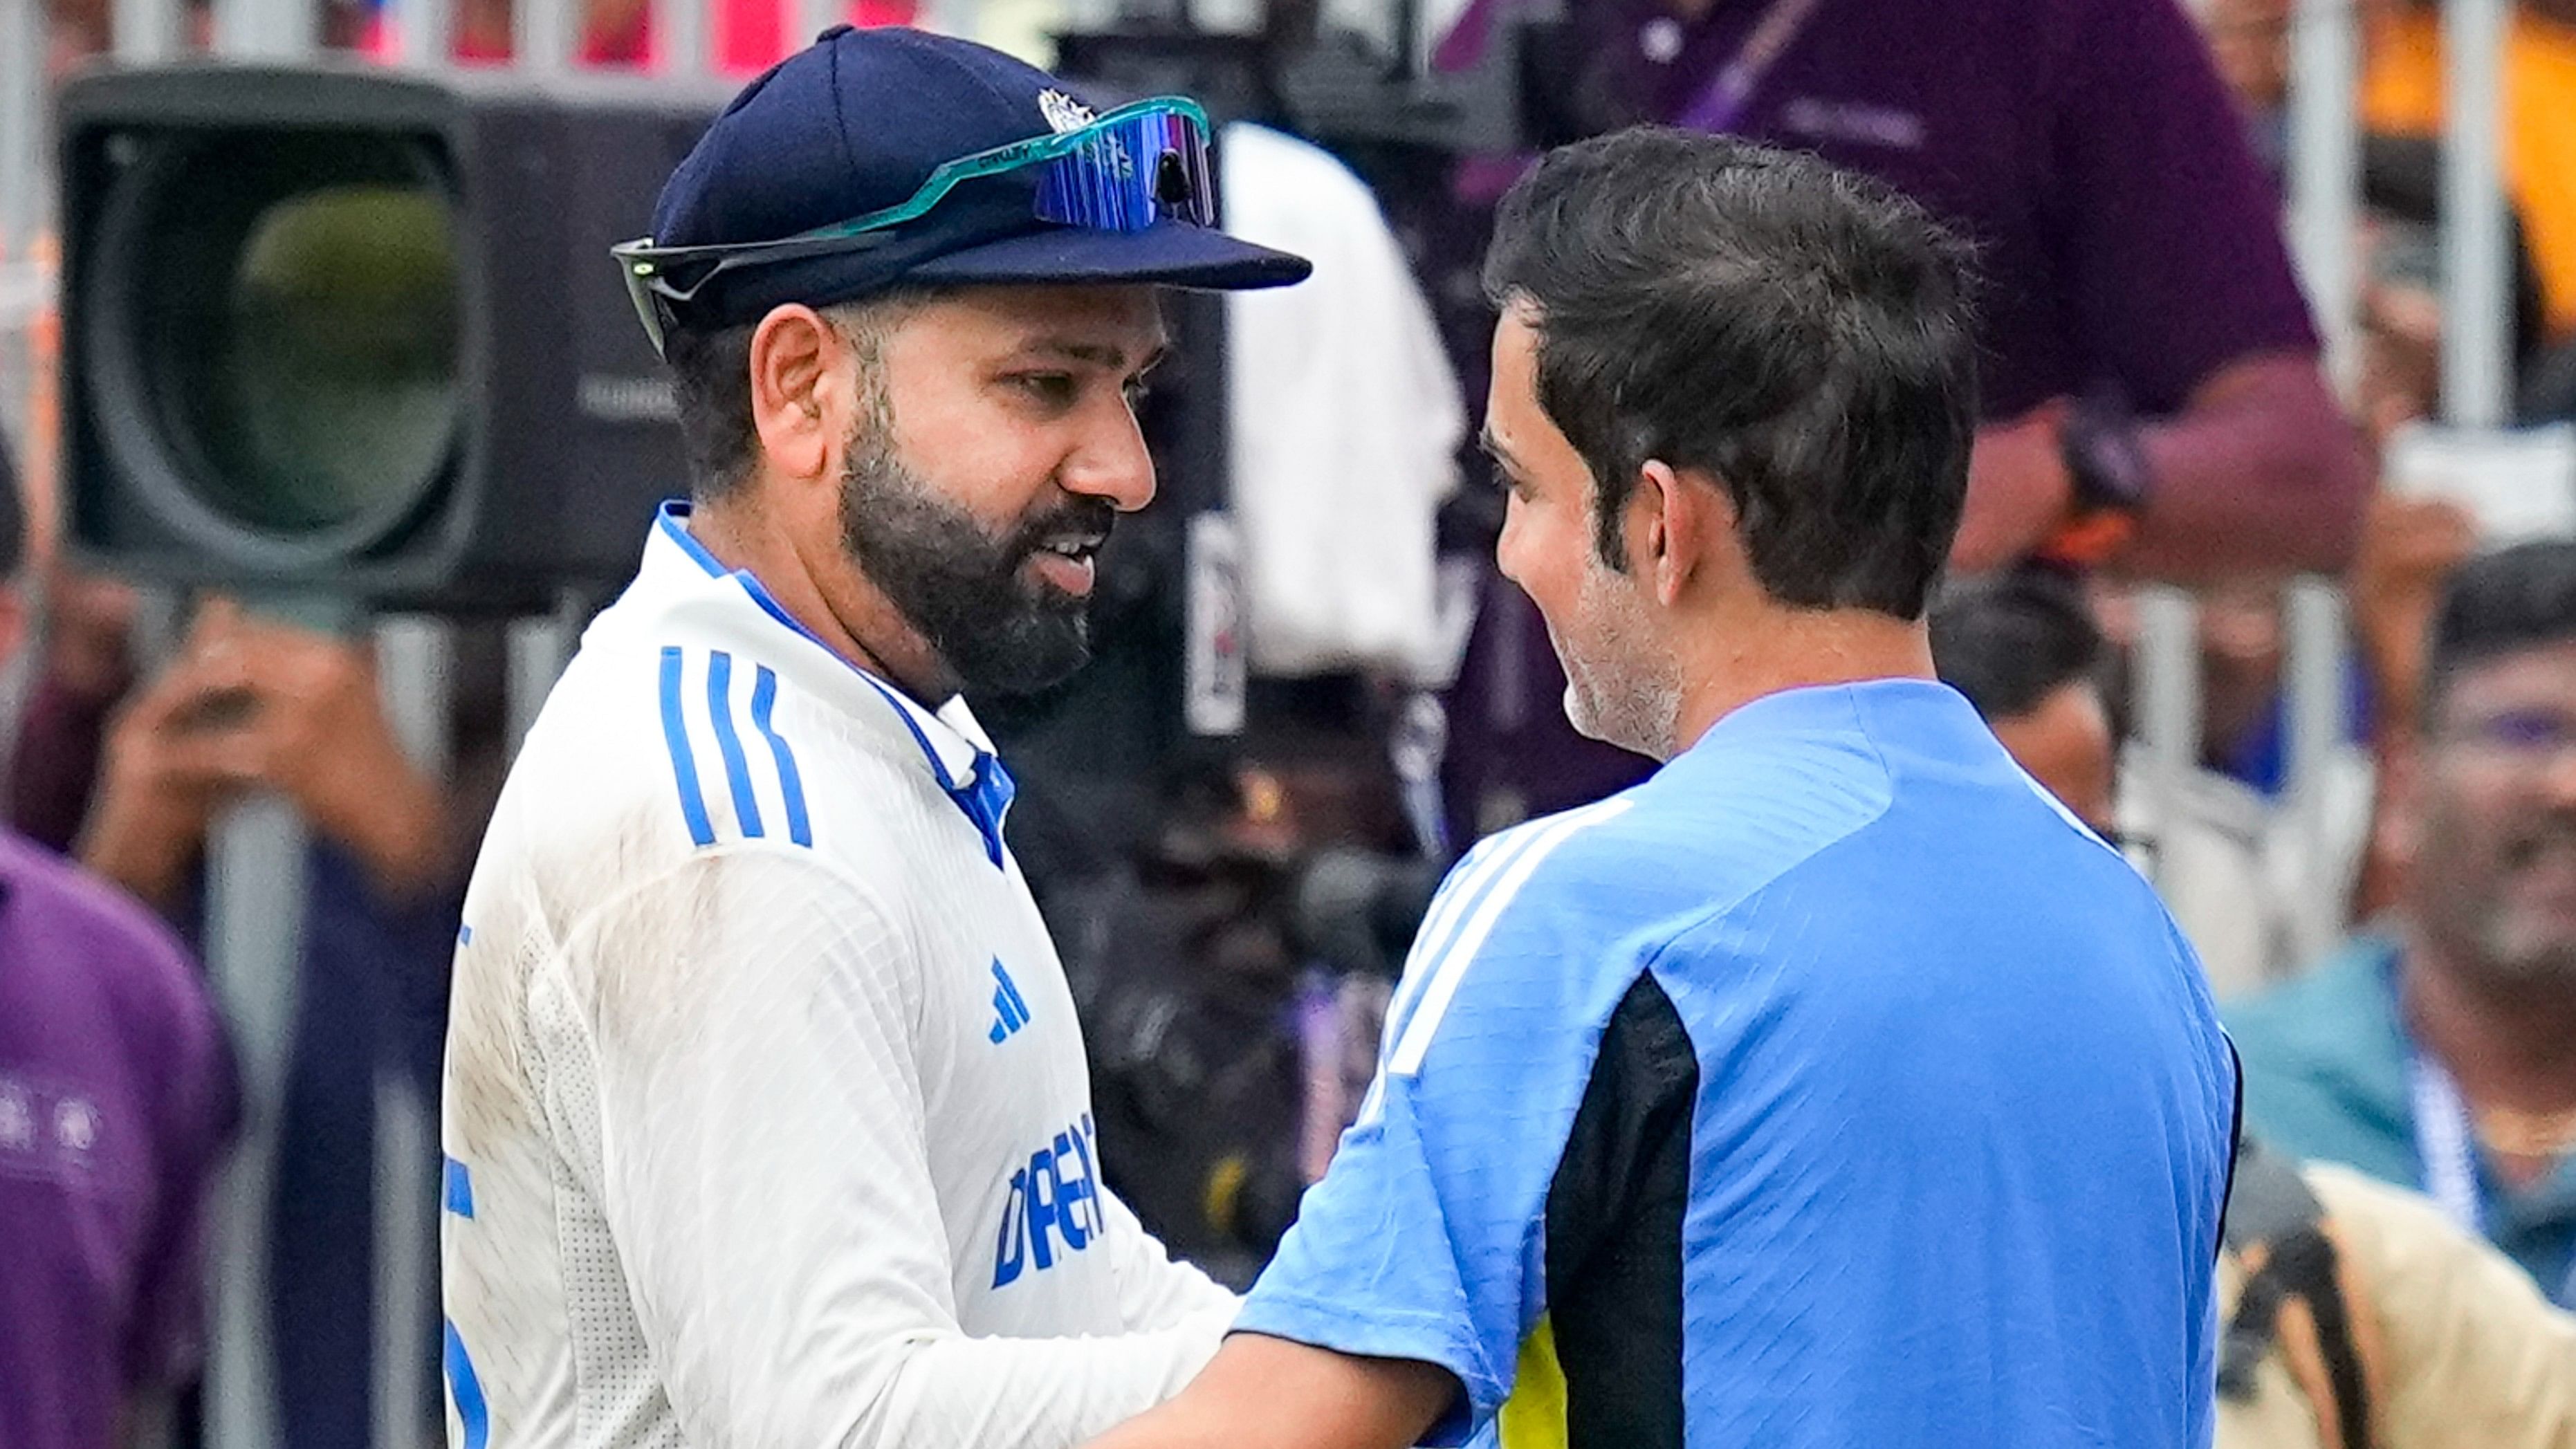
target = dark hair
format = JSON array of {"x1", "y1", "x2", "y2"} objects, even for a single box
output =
[
  {"x1": 666, "y1": 320, "x2": 762, "y2": 499},
  {"x1": 1929, "y1": 569, "x2": 2105, "y2": 721},
  {"x1": 663, "y1": 290, "x2": 936, "y2": 501},
  {"x1": 0, "y1": 425, "x2": 21, "y2": 578},
  {"x1": 1482, "y1": 127, "x2": 1980, "y2": 618},
  {"x1": 2424, "y1": 539, "x2": 2576, "y2": 722}
]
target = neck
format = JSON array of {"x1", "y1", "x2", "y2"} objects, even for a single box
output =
[
  {"x1": 1665, "y1": 604, "x2": 1935, "y2": 755},
  {"x1": 2402, "y1": 935, "x2": 2576, "y2": 1116},
  {"x1": 685, "y1": 492, "x2": 958, "y2": 705}
]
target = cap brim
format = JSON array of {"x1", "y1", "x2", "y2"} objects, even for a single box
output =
[{"x1": 904, "y1": 219, "x2": 1312, "y2": 291}]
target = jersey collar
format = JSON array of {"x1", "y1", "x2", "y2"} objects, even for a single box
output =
[{"x1": 644, "y1": 501, "x2": 1018, "y2": 867}]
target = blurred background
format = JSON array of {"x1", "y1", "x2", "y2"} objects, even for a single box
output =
[{"x1": 7, "y1": 0, "x2": 2576, "y2": 1446}]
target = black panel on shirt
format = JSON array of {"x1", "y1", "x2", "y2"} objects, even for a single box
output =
[{"x1": 1543, "y1": 970, "x2": 1698, "y2": 1449}]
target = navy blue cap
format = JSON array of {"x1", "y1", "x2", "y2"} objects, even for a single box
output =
[{"x1": 648, "y1": 26, "x2": 1312, "y2": 329}]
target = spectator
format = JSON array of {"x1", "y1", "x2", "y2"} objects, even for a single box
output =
[
  {"x1": 2231, "y1": 539, "x2": 2576, "y2": 1306},
  {"x1": 1435, "y1": 0, "x2": 2370, "y2": 843},
  {"x1": 9, "y1": 597, "x2": 505, "y2": 1449},
  {"x1": 1926, "y1": 567, "x2": 2117, "y2": 829},
  {"x1": 2363, "y1": 0, "x2": 2576, "y2": 344},
  {"x1": 1931, "y1": 571, "x2": 2576, "y2": 1449},
  {"x1": 0, "y1": 432, "x2": 239, "y2": 1449}
]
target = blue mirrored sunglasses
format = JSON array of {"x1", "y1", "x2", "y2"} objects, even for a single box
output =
[{"x1": 611, "y1": 97, "x2": 1216, "y2": 356}]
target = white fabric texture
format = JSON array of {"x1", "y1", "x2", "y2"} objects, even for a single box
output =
[
  {"x1": 1221, "y1": 122, "x2": 1466, "y2": 680},
  {"x1": 441, "y1": 514, "x2": 1235, "y2": 1449}
]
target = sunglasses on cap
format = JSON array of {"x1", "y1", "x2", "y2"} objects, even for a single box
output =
[{"x1": 611, "y1": 96, "x2": 1217, "y2": 358}]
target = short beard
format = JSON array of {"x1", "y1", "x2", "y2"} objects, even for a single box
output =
[
  {"x1": 1558, "y1": 558, "x2": 1682, "y2": 759},
  {"x1": 834, "y1": 356, "x2": 1108, "y2": 697}
]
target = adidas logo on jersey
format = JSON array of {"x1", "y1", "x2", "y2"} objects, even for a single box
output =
[{"x1": 987, "y1": 959, "x2": 1033, "y2": 1043}]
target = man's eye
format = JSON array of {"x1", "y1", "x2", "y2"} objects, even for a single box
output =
[{"x1": 1016, "y1": 373, "x2": 1078, "y2": 407}]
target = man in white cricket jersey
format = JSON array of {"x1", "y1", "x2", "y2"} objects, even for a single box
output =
[{"x1": 436, "y1": 26, "x2": 1309, "y2": 1449}]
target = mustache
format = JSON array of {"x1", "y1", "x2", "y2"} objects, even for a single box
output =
[
  {"x1": 2502, "y1": 816, "x2": 2576, "y2": 871},
  {"x1": 1004, "y1": 495, "x2": 1118, "y2": 562}
]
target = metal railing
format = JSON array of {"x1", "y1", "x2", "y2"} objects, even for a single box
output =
[{"x1": 0, "y1": 0, "x2": 2532, "y2": 1443}]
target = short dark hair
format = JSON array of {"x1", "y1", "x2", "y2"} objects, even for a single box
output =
[
  {"x1": 1482, "y1": 127, "x2": 1980, "y2": 618},
  {"x1": 2424, "y1": 539, "x2": 2576, "y2": 722},
  {"x1": 666, "y1": 320, "x2": 762, "y2": 499},
  {"x1": 664, "y1": 290, "x2": 936, "y2": 501},
  {"x1": 1929, "y1": 569, "x2": 2105, "y2": 721}
]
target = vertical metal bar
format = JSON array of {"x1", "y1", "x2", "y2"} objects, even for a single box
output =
[
  {"x1": 660, "y1": 0, "x2": 710, "y2": 78},
  {"x1": 517, "y1": 0, "x2": 577, "y2": 72},
  {"x1": 2286, "y1": 0, "x2": 2362, "y2": 398},
  {"x1": 204, "y1": 795, "x2": 311, "y2": 1449},
  {"x1": 212, "y1": 0, "x2": 317, "y2": 63},
  {"x1": 0, "y1": 0, "x2": 48, "y2": 251},
  {"x1": 373, "y1": 616, "x2": 450, "y2": 1449},
  {"x1": 2132, "y1": 586, "x2": 2202, "y2": 892},
  {"x1": 918, "y1": 0, "x2": 979, "y2": 37},
  {"x1": 113, "y1": 0, "x2": 187, "y2": 62},
  {"x1": 2441, "y1": 0, "x2": 2513, "y2": 429},
  {"x1": 396, "y1": 0, "x2": 454, "y2": 67},
  {"x1": 795, "y1": 0, "x2": 839, "y2": 55},
  {"x1": 2281, "y1": 580, "x2": 2350, "y2": 967},
  {"x1": 506, "y1": 598, "x2": 580, "y2": 756}
]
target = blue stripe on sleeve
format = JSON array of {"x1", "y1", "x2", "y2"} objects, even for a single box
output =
[
  {"x1": 706, "y1": 651, "x2": 766, "y2": 840},
  {"x1": 443, "y1": 1156, "x2": 475, "y2": 1219},
  {"x1": 751, "y1": 665, "x2": 812, "y2": 848},
  {"x1": 443, "y1": 1320, "x2": 490, "y2": 1449},
  {"x1": 658, "y1": 647, "x2": 717, "y2": 847}
]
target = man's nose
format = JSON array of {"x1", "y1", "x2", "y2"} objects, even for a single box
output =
[{"x1": 1058, "y1": 403, "x2": 1157, "y2": 513}]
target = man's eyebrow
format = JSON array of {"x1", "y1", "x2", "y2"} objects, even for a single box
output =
[
  {"x1": 1022, "y1": 336, "x2": 1171, "y2": 375},
  {"x1": 1478, "y1": 427, "x2": 1521, "y2": 472}
]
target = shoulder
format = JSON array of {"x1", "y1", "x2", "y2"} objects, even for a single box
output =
[
  {"x1": 501, "y1": 624, "x2": 849, "y2": 880},
  {"x1": 2224, "y1": 939, "x2": 2399, "y2": 1070},
  {"x1": 0, "y1": 831, "x2": 226, "y2": 1089},
  {"x1": 0, "y1": 831, "x2": 204, "y2": 1013}
]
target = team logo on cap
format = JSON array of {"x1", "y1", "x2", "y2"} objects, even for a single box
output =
[{"x1": 1038, "y1": 89, "x2": 1097, "y2": 136}]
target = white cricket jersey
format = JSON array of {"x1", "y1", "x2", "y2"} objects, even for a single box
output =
[{"x1": 439, "y1": 504, "x2": 1236, "y2": 1449}]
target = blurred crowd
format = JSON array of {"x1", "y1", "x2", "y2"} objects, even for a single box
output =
[{"x1": 10, "y1": 0, "x2": 2576, "y2": 1448}]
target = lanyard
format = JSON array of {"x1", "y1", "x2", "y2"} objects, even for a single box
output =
[
  {"x1": 2407, "y1": 1049, "x2": 2576, "y2": 1307},
  {"x1": 1675, "y1": 0, "x2": 1833, "y2": 133}
]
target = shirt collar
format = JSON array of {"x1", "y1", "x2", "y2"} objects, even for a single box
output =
[{"x1": 642, "y1": 502, "x2": 1017, "y2": 866}]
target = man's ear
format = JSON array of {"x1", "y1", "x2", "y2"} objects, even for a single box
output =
[
  {"x1": 748, "y1": 304, "x2": 845, "y2": 487},
  {"x1": 1639, "y1": 460, "x2": 1734, "y2": 607}
]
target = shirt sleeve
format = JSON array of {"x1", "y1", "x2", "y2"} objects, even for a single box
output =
[
  {"x1": 1232, "y1": 824, "x2": 1630, "y2": 1446},
  {"x1": 1098, "y1": 1184, "x2": 1241, "y2": 1332},
  {"x1": 2308, "y1": 1165, "x2": 2576, "y2": 1448},
  {"x1": 2048, "y1": 0, "x2": 2319, "y2": 412},
  {"x1": 567, "y1": 846, "x2": 1231, "y2": 1449}
]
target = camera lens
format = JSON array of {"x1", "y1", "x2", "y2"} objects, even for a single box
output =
[{"x1": 98, "y1": 129, "x2": 460, "y2": 549}]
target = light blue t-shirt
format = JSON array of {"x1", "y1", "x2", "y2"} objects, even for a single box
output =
[{"x1": 1238, "y1": 679, "x2": 2238, "y2": 1448}]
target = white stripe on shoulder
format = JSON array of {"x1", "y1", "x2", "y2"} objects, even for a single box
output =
[
  {"x1": 1381, "y1": 822, "x2": 1554, "y2": 1046},
  {"x1": 1387, "y1": 799, "x2": 1632, "y2": 1076}
]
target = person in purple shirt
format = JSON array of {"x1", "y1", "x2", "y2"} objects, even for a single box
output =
[
  {"x1": 0, "y1": 434, "x2": 239, "y2": 1449},
  {"x1": 1435, "y1": 0, "x2": 2371, "y2": 839}
]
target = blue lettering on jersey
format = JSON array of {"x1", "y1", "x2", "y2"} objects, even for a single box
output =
[{"x1": 993, "y1": 1113, "x2": 1105, "y2": 1288}]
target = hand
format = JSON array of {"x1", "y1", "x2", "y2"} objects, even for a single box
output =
[
  {"x1": 1950, "y1": 399, "x2": 2076, "y2": 575},
  {"x1": 2350, "y1": 492, "x2": 2478, "y2": 744},
  {"x1": 201, "y1": 607, "x2": 452, "y2": 900},
  {"x1": 42, "y1": 569, "x2": 140, "y2": 702},
  {"x1": 80, "y1": 601, "x2": 263, "y2": 906}
]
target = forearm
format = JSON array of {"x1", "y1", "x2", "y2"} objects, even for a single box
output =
[
  {"x1": 834, "y1": 1303, "x2": 1235, "y2": 1449},
  {"x1": 2120, "y1": 353, "x2": 2368, "y2": 582},
  {"x1": 1083, "y1": 1333, "x2": 1456, "y2": 1449}
]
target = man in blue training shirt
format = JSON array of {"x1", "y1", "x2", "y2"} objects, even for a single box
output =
[{"x1": 1087, "y1": 127, "x2": 2239, "y2": 1449}]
